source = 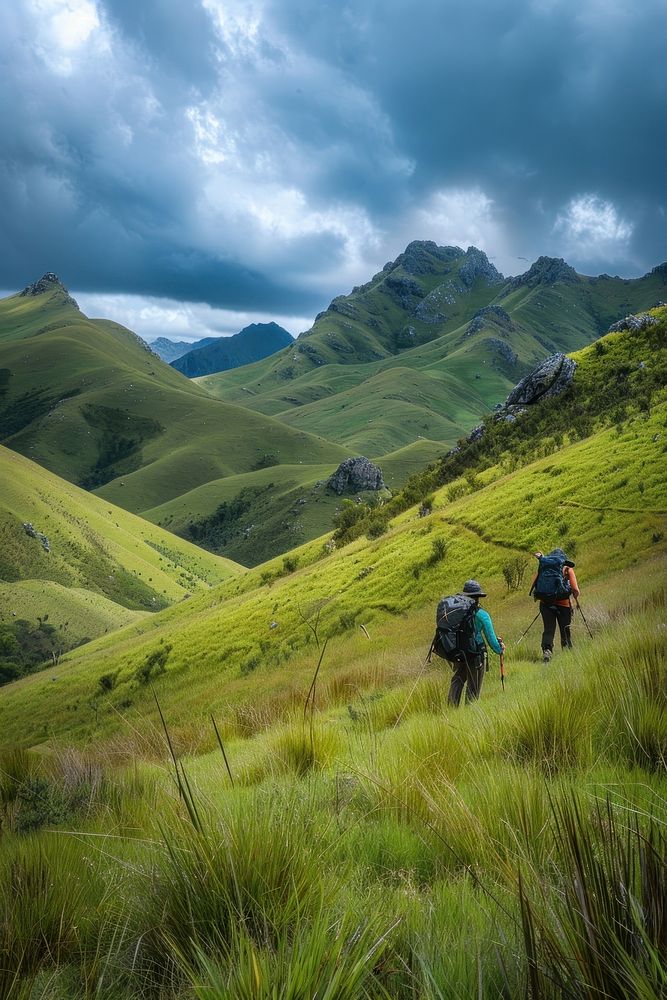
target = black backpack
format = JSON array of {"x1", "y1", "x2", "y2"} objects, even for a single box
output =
[
  {"x1": 430, "y1": 595, "x2": 479, "y2": 663},
  {"x1": 532, "y1": 553, "x2": 572, "y2": 601}
]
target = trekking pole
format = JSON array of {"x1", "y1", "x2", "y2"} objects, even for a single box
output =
[
  {"x1": 498, "y1": 636, "x2": 506, "y2": 692},
  {"x1": 514, "y1": 610, "x2": 541, "y2": 645},
  {"x1": 576, "y1": 600, "x2": 594, "y2": 640}
]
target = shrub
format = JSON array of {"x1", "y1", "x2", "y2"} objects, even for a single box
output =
[
  {"x1": 502, "y1": 556, "x2": 529, "y2": 591},
  {"x1": 98, "y1": 671, "x2": 118, "y2": 693},
  {"x1": 428, "y1": 537, "x2": 449, "y2": 565},
  {"x1": 281, "y1": 555, "x2": 299, "y2": 574},
  {"x1": 135, "y1": 644, "x2": 172, "y2": 684}
]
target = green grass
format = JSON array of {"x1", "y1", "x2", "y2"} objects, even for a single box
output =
[
  {"x1": 0, "y1": 286, "x2": 351, "y2": 520},
  {"x1": 0, "y1": 293, "x2": 665, "y2": 995},
  {"x1": 0, "y1": 378, "x2": 664, "y2": 747},
  {"x1": 0, "y1": 444, "x2": 243, "y2": 656},
  {"x1": 0, "y1": 592, "x2": 664, "y2": 997}
]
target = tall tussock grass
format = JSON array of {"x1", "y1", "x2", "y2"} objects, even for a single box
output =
[
  {"x1": 1, "y1": 603, "x2": 666, "y2": 996},
  {"x1": 188, "y1": 908, "x2": 396, "y2": 1000},
  {"x1": 138, "y1": 789, "x2": 328, "y2": 977},
  {"x1": 518, "y1": 794, "x2": 667, "y2": 998}
]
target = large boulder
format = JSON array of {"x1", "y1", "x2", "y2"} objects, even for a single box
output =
[
  {"x1": 465, "y1": 352, "x2": 576, "y2": 445},
  {"x1": 504, "y1": 353, "x2": 576, "y2": 407},
  {"x1": 328, "y1": 457, "x2": 385, "y2": 495}
]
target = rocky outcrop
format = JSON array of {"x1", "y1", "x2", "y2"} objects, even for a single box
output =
[
  {"x1": 328, "y1": 457, "x2": 385, "y2": 495},
  {"x1": 415, "y1": 282, "x2": 456, "y2": 323},
  {"x1": 466, "y1": 352, "x2": 576, "y2": 445},
  {"x1": 384, "y1": 275, "x2": 425, "y2": 310},
  {"x1": 509, "y1": 257, "x2": 579, "y2": 291},
  {"x1": 504, "y1": 353, "x2": 576, "y2": 407},
  {"x1": 22, "y1": 522, "x2": 50, "y2": 553},
  {"x1": 459, "y1": 247, "x2": 504, "y2": 287},
  {"x1": 465, "y1": 305, "x2": 515, "y2": 337},
  {"x1": 19, "y1": 273, "x2": 79, "y2": 309},
  {"x1": 386, "y1": 241, "x2": 465, "y2": 276},
  {"x1": 607, "y1": 311, "x2": 659, "y2": 334},
  {"x1": 487, "y1": 338, "x2": 519, "y2": 367}
]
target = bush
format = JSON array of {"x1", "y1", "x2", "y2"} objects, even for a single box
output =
[
  {"x1": 502, "y1": 556, "x2": 529, "y2": 591},
  {"x1": 135, "y1": 644, "x2": 172, "y2": 684}
]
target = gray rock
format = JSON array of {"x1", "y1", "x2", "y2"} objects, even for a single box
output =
[
  {"x1": 328, "y1": 457, "x2": 386, "y2": 495},
  {"x1": 459, "y1": 247, "x2": 505, "y2": 287},
  {"x1": 384, "y1": 275, "x2": 425, "y2": 310},
  {"x1": 388, "y1": 241, "x2": 465, "y2": 275},
  {"x1": 509, "y1": 256, "x2": 579, "y2": 290},
  {"x1": 504, "y1": 353, "x2": 576, "y2": 407},
  {"x1": 19, "y1": 272, "x2": 79, "y2": 309},
  {"x1": 607, "y1": 312, "x2": 659, "y2": 334},
  {"x1": 469, "y1": 353, "x2": 576, "y2": 444},
  {"x1": 487, "y1": 338, "x2": 519, "y2": 367},
  {"x1": 22, "y1": 522, "x2": 50, "y2": 553},
  {"x1": 465, "y1": 305, "x2": 515, "y2": 337},
  {"x1": 415, "y1": 282, "x2": 455, "y2": 323}
]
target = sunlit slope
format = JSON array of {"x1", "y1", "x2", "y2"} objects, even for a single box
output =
[
  {"x1": 142, "y1": 463, "x2": 342, "y2": 566},
  {"x1": 0, "y1": 281, "x2": 351, "y2": 511},
  {"x1": 1, "y1": 389, "x2": 664, "y2": 748},
  {"x1": 274, "y1": 365, "x2": 494, "y2": 454},
  {"x1": 199, "y1": 254, "x2": 666, "y2": 406},
  {"x1": 0, "y1": 445, "x2": 243, "y2": 641},
  {"x1": 0, "y1": 580, "x2": 143, "y2": 649},
  {"x1": 141, "y1": 441, "x2": 448, "y2": 565}
]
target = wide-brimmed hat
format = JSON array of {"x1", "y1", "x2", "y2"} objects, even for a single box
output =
[
  {"x1": 462, "y1": 579, "x2": 487, "y2": 597},
  {"x1": 548, "y1": 547, "x2": 576, "y2": 568}
]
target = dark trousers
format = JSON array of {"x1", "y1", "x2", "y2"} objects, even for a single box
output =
[
  {"x1": 448, "y1": 653, "x2": 485, "y2": 707},
  {"x1": 540, "y1": 603, "x2": 573, "y2": 652}
]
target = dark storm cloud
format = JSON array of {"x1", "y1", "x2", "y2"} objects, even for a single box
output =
[
  {"x1": 100, "y1": 0, "x2": 220, "y2": 93},
  {"x1": 1, "y1": 0, "x2": 665, "y2": 322},
  {"x1": 264, "y1": 0, "x2": 667, "y2": 270}
]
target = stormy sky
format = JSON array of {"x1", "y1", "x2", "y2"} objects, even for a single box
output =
[{"x1": 1, "y1": 0, "x2": 665, "y2": 341}]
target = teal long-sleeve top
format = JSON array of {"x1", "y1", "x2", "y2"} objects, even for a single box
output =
[{"x1": 474, "y1": 607, "x2": 503, "y2": 655}]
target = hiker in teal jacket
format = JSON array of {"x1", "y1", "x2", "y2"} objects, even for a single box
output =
[{"x1": 448, "y1": 579, "x2": 505, "y2": 706}]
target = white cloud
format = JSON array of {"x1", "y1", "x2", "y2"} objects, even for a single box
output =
[
  {"x1": 30, "y1": 0, "x2": 102, "y2": 74},
  {"x1": 73, "y1": 291, "x2": 307, "y2": 341},
  {"x1": 387, "y1": 187, "x2": 514, "y2": 275},
  {"x1": 554, "y1": 194, "x2": 633, "y2": 254}
]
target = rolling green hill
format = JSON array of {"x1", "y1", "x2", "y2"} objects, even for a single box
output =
[
  {"x1": 0, "y1": 444, "x2": 243, "y2": 664},
  {"x1": 0, "y1": 313, "x2": 665, "y2": 999},
  {"x1": 2, "y1": 258, "x2": 665, "y2": 572},
  {"x1": 1, "y1": 310, "x2": 664, "y2": 746},
  {"x1": 199, "y1": 248, "x2": 667, "y2": 453},
  {"x1": 0, "y1": 275, "x2": 351, "y2": 523}
]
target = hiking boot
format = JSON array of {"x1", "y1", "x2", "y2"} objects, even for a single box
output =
[{"x1": 542, "y1": 649, "x2": 552, "y2": 664}]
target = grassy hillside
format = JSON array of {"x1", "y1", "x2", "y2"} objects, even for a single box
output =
[
  {"x1": 198, "y1": 251, "x2": 667, "y2": 443},
  {"x1": 0, "y1": 313, "x2": 665, "y2": 998},
  {"x1": 1, "y1": 311, "x2": 665, "y2": 746},
  {"x1": 0, "y1": 277, "x2": 351, "y2": 514},
  {"x1": 0, "y1": 445, "x2": 243, "y2": 666}
]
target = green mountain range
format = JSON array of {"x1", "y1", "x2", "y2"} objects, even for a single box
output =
[
  {"x1": 0, "y1": 275, "x2": 350, "y2": 563},
  {"x1": 1, "y1": 307, "x2": 664, "y2": 742},
  {"x1": 171, "y1": 322, "x2": 293, "y2": 377},
  {"x1": 199, "y1": 244, "x2": 667, "y2": 453},
  {"x1": 1, "y1": 250, "x2": 665, "y2": 567}
]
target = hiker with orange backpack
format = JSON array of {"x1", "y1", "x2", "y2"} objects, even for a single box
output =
[{"x1": 529, "y1": 548, "x2": 580, "y2": 663}]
